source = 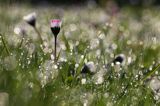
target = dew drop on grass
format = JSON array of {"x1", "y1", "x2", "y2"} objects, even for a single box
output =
[
  {"x1": 54, "y1": 65, "x2": 58, "y2": 69},
  {"x1": 139, "y1": 71, "x2": 143, "y2": 76},
  {"x1": 70, "y1": 52, "x2": 73, "y2": 56},
  {"x1": 59, "y1": 67, "x2": 62, "y2": 69},
  {"x1": 154, "y1": 95, "x2": 159, "y2": 100},
  {"x1": 81, "y1": 78, "x2": 86, "y2": 84},
  {"x1": 75, "y1": 63, "x2": 79, "y2": 68},
  {"x1": 155, "y1": 71, "x2": 158, "y2": 75},
  {"x1": 21, "y1": 52, "x2": 24, "y2": 56},
  {"x1": 29, "y1": 55, "x2": 32, "y2": 58},
  {"x1": 40, "y1": 44, "x2": 43, "y2": 48},
  {"x1": 81, "y1": 55, "x2": 84, "y2": 59},
  {"x1": 28, "y1": 60, "x2": 31, "y2": 65},
  {"x1": 153, "y1": 61, "x2": 155, "y2": 64},
  {"x1": 64, "y1": 59, "x2": 67, "y2": 62},
  {"x1": 135, "y1": 75, "x2": 139, "y2": 80},
  {"x1": 28, "y1": 82, "x2": 33, "y2": 88},
  {"x1": 149, "y1": 66, "x2": 153, "y2": 71},
  {"x1": 117, "y1": 73, "x2": 121, "y2": 78}
]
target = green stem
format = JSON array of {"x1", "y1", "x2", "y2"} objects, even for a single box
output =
[
  {"x1": 0, "y1": 33, "x2": 10, "y2": 55},
  {"x1": 18, "y1": 37, "x2": 24, "y2": 48},
  {"x1": 34, "y1": 27, "x2": 43, "y2": 44},
  {"x1": 57, "y1": 48, "x2": 61, "y2": 62}
]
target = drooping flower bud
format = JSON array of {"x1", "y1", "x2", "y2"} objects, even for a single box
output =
[
  {"x1": 50, "y1": 19, "x2": 61, "y2": 37},
  {"x1": 23, "y1": 12, "x2": 36, "y2": 27},
  {"x1": 113, "y1": 54, "x2": 126, "y2": 65},
  {"x1": 81, "y1": 61, "x2": 96, "y2": 75}
]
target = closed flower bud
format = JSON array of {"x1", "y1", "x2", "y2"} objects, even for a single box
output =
[
  {"x1": 81, "y1": 61, "x2": 96, "y2": 74},
  {"x1": 23, "y1": 12, "x2": 36, "y2": 27},
  {"x1": 113, "y1": 54, "x2": 126, "y2": 65},
  {"x1": 50, "y1": 19, "x2": 61, "y2": 37}
]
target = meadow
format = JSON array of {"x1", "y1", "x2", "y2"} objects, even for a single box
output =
[{"x1": 0, "y1": 4, "x2": 160, "y2": 106}]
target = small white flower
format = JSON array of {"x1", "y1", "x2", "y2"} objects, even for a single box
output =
[
  {"x1": 95, "y1": 75, "x2": 104, "y2": 84},
  {"x1": 23, "y1": 12, "x2": 36, "y2": 27},
  {"x1": 150, "y1": 77, "x2": 160, "y2": 93}
]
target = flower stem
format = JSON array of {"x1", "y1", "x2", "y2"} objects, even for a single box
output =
[
  {"x1": 0, "y1": 33, "x2": 10, "y2": 55},
  {"x1": 54, "y1": 36, "x2": 57, "y2": 62},
  {"x1": 34, "y1": 27, "x2": 43, "y2": 44}
]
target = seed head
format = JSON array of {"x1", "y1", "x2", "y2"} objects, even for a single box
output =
[{"x1": 23, "y1": 12, "x2": 36, "y2": 27}]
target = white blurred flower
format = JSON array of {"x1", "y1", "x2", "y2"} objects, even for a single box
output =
[
  {"x1": 14, "y1": 26, "x2": 26, "y2": 36},
  {"x1": 90, "y1": 38, "x2": 99, "y2": 49},
  {"x1": 81, "y1": 78, "x2": 86, "y2": 84},
  {"x1": 150, "y1": 77, "x2": 160, "y2": 93},
  {"x1": 93, "y1": 70, "x2": 105, "y2": 84},
  {"x1": 95, "y1": 75, "x2": 104, "y2": 84},
  {"x1": 23, "y1": 12, "x2": 36, "y2": 27}
]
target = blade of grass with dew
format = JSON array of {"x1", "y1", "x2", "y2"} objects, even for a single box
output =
[
  {"x1": 57, "y1": 48, "x2": 62, "y2": 62},
  {"x1": 76, "y1": 50, "x2": 87, "y2": 76},
  {"x1": 0, "y1": 33, "x2": 10, "y2": 55},
  {"x1": 61, "y1": 32, "x2": 70, "y2": 52},
  {"x1": 141, "y1": 64, "x2": 160, "y2": 82}
]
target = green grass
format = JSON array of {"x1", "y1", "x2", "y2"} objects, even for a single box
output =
[{"x1": 0, "y1": 5, "x2": 160, "y2": 106}]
